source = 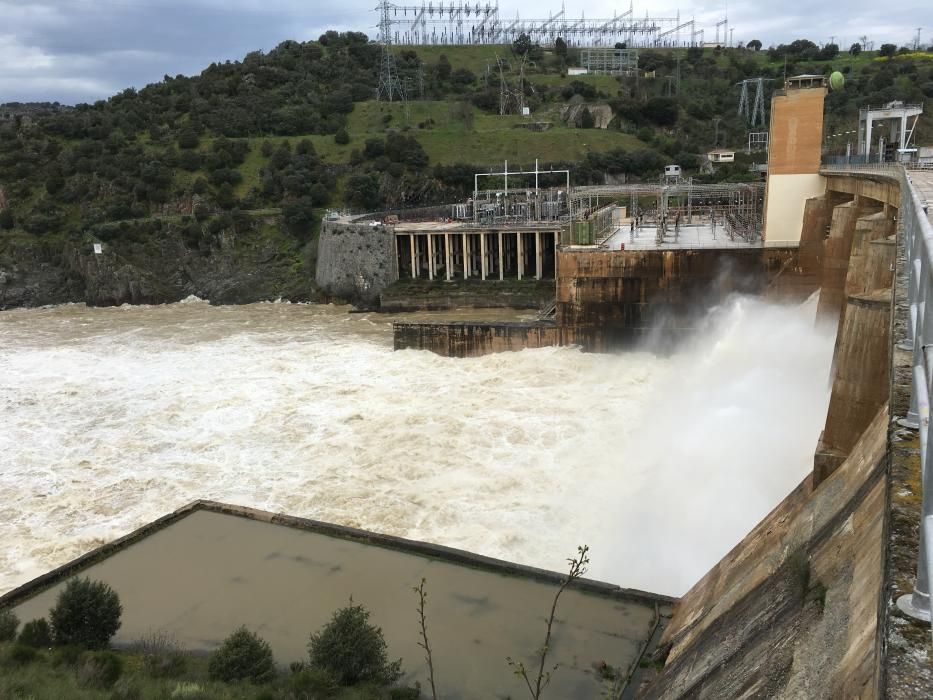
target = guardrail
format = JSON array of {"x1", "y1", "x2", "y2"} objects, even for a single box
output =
[
  {"x1": 859, "y1": 164, "x2": 933, "y2": 641},
  {"x1": 821, "y1": 158, "x2": 933, "y2": 171},
  {"x1": 821, "y1": 163, "x2": 933, "y2": 642}
]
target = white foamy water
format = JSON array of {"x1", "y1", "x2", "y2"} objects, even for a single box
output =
[{"x1": 1, "y1": 297, "x2": 834, "y2": 597}]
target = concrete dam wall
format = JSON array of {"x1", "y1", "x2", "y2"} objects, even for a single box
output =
[
  {"x1": 394, "y1": 246, "x2": 815, "y2": 356},
  {"x1": 635, "y1": 169, "x2": 931, "y2": 698}
]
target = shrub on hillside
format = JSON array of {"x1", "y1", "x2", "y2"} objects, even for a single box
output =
[
  {"x1": 50, "y1": 577, "x2": 122, "y2": 650},
  {"x1": 18, "y1": 618, "x2": 52, "y2": 647},
  {"x1": 207, "y1": 626, "x2": 276, "y2": 684},
  {"x1": 308, "y1": 603, "x2": 402, "y2": 686},
  {"x1": 0, "y1": 609, "x2": 18, "y2": 641}
]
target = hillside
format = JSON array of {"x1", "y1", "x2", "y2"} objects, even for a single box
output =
[{"x1": 0, "y1": 33, "x2": 931, "y2": 307}]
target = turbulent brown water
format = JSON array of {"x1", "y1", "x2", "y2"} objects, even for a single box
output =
[{"x1": 1, "y1": 297, "x2": 835, "y2": 597}]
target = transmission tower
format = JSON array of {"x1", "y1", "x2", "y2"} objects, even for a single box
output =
[
  {"x1": 737, "y1": 78, "x2": 772, "y2": 128},
  {"x1": 376, "y1": 1, "x2": 407, "y2": 103},
  {"x1": 371, "y1": 1, "x2": 722, "y2": 48}
]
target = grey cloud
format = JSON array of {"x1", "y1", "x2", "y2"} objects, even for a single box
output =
[{"x1": 1, "y1": 0, "x2": 930, "y2": 104}]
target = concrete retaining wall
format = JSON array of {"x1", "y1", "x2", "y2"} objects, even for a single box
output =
[
  {"x1": 393, "y1": 321, "x2": 560, "y2": 356},
  {"x1": 556, "y1": 247, "x2": 806, "y2": 351},
  {"x1": 314, "y1": 221, "x2": 398, "y2": 304}
]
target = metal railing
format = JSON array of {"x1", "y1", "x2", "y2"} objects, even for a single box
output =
[
  {"x1": 821, "y1": 157, "x2": 933, "y2": 171},
  {"x1": 875, "y1": 165, "x2": 933, "y2": 640}
]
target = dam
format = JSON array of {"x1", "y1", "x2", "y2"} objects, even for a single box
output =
[{"x1": 2, "y1": 75, "x2": 933, "y2": 697}]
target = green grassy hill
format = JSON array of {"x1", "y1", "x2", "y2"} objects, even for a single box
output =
[{"x1": 0, "y1": 34, "x2": 930, "y2": 266}]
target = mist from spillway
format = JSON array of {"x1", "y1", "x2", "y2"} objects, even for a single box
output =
[{"x1": 0, "y1": 297, "x2": 835, "y2": 598}]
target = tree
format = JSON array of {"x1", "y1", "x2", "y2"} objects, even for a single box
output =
[
  {"x1": 849, "y1": 42, "x2": 862, "y2": 56},
  {"x1": 880, "y1": 43, "x2": 897, "y2": 58},
  {"x1": 208, "y1": 627, "x2": 276, "y2": 684},
  {"x1": 747, "y1": 39, "x2": 762, "y2": 51},
  {"x1": 215, "y1": 183, "x2": 238, "y2": 209},
  {"x1": 18, "y1": 618, "x2": 52, "y2": 648},
  {"x1": 512, "y1": 32, "x2": 532, "y2": 57},
  {"x1": 0, "y1": 609, "x2": 18, "y2": 641},
  {"x1": 580, "y1": 107, "x2": 595, "y2": 129},
  {"x1": 345, "y1": 174, "x2": 382, "y2": 211},
  {"x1": 282, "y1": 197, "x2": 316, "y2": 238},
  {"x1": 0, "y1": 208, "x2": 14, "y2": 230},
  {"x1": 49, "y1": 578, "x2": 122, "y2": 650},
  {"x1": 554, "y1": 37, "x2": 567, "y2": 58},
  {"x1": 436, "y1": 55, "x2": 452, "y2": 81},
  {"x1": 507, "y1": 545, "x2": 591, "y2": 700},
  {"x1": 308, "y1": 603, "x2": 402, "y2": 687},
  {"x1": 177, "y1": 129, "x2": 199, "y2": 150},
  {"x1": 413, "y1": 579, "x2": 438, "y2": 700},
  {"x1": 641, "y1": 96, "x2": 679, "y2": 127},
  {"x1": 334, "y1": 127, "x2": 349, "y2": 145},
  {"x1": 819, "y1": 43, "x2": 840, "y2": 60}
]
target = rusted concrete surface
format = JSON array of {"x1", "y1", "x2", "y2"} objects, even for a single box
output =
[
  {"x1": 393, "y1": 320, "x2": 560, "y2": 356},
  {"x1": 813, "y1": 206, "x2": 895, "y2": 485},
  {"x1": 815, "y1": 200, "x2": 883, "y2": 323},
  {"x1": 815, "y1": 289, "x2": 891, "y2": 485},
  {"x1": 555, "y1": 247, "x2": 809, "y2": 351},
  {"x1": 1, "y1": 502, "x2": 673, "y2": 699}
]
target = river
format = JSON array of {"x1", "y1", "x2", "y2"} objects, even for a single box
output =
[{"x1": 1, "y1": 296, "x2": 835, "y2": 597}]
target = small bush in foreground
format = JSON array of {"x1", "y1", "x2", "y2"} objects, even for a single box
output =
[
  {"x1": 0, "y1": 610, "x2": 19, "y2": 642},
  {"x1": 208, "y1": 626, "x2": 276, "y2": 684},
  {"x1": 50, "y1": 577, "x2": 122, "y2": 649},
  {"x1": 289, "y1": 667, "x2": 340, "y2": 696},
  {"x1": 135, "y1": 629, "x2": 188, "y2": 678},
  {"x1": 308, "y1": 603, "x2": 402, "y2": 687},
  {"x1": 51, "y1": 643, "x2": 84, "y2": 667},
  {"x1": 18, "y1": 618, "x2": 52, "y2": 647},
  {"x1": 170, "y1": 682, "x2": 207, "y2": 699},
  {"x1": 0, "y1": 609, "x2": 18, "y2": 641},
  {"x1": 5, "y1": 643, "x2": 38, "y2": 666},
  {"x1": 77, "y1": 650, "x2": 124, "y2": 689},
  {"x1": 109, "y1": 677, "x2": 143, "y2": 700}
]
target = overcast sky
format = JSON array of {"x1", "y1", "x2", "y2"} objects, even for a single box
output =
[{"x1": 2, "y1": 0, "x2": 930, "y2": 104}]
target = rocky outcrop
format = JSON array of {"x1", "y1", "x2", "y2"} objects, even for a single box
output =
[
  {"x1": 560, "y1": 102, "x2": 615, "y2": 128},
  {"x1": 0, "y1": 220, "x2": 317, "y2": 309}
]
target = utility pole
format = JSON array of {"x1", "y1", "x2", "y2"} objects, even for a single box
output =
[{"x1": 916, "y1": 28, "x2": 923, "y2": 51}]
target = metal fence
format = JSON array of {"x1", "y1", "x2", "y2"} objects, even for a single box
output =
[
  {"x1": 838, "y1": 164, "x2": 933, "y2": 639},
  {"x1": 820, "y1": 162, "x2": 933, "y2": 640}
]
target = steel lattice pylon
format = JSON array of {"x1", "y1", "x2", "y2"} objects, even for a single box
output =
[
  {"x1": 372, "y1": 1, "x2": 723, "y2": 48},
  {"x1": 737, "y1": 78, "x2": 773, "y2": 128},
  {"x1": 376, "y1": 1, "x2": 407, "y2": 103}
]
